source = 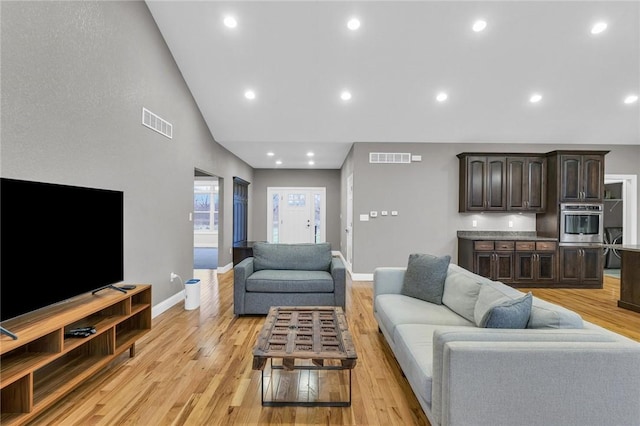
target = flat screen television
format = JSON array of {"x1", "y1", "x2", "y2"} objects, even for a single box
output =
[{"x1": 0, "y1": 178, "x2": 124, "y2": 323}]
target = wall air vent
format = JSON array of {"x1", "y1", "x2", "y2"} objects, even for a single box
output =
[
  {"x1": 369, "y1": 152, "x2": 411, "y2": 164},
  {"x1": 142, "y1": 107, "x2": 173, "y2": 139}
]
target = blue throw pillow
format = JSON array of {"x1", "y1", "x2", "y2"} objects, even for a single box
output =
[
  {"x1": 481, "y1": 292, "x2": 533, "y2": 329},
  {"x1": 401, "y1": 253, "x2": 451, "y2": 305}
]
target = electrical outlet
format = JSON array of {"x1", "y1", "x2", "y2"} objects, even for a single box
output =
[
  {"x1": 170, "y1": 272, "x2": 177, "y2": 282},
  {"x1": 508, "y1": 220, "x2": 514, "y2": 228},
  {"x1": 472, "y1": 220, "x2": 477, "y2": 228}
]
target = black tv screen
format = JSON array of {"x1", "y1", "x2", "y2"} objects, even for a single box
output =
[{"x1": 1, "y1": 178, "x2": 124, "y2": 322}]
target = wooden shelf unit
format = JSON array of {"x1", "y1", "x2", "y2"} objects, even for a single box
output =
[{"x1": 0, "y1": 285, "x2": 151, "y2": 425}]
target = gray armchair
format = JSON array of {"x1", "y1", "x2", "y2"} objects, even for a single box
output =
[{"x1": 233, "y1": 242, "x2": 346, "y2": 315}]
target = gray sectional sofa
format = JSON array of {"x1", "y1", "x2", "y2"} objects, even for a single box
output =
[
  {"x1": 374, "y1": 262, "x2": 640, "y2": 426},
  {"x1": 233, "y1": 242, "x2": 345, "y2": 315}
]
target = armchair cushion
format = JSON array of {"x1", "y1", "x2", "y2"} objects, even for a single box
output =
[
  {"x1": 246, "y1": 270, "x2": 334, "y2": 293},
  {"x1": 253, "y1": 242, "x2": 332, "y2": 271}
]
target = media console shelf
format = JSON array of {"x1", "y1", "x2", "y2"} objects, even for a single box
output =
[{"x1": 0, "y1": 285, "x2": 151, "y2": 425}]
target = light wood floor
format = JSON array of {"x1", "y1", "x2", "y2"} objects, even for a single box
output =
[{"x1": 31, "y1": 272, "x2": 639, "y2": 425}]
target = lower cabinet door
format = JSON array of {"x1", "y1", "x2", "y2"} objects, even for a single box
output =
[
  {"x1": 559, "y1": 247, "x2": 581, "y2": 283},
  {"x1": 536, "y1": 252, "x2": 557, "y2": 282},
  {"x1": 515, "y1": 252, "x2": 535, "y2": 282},
  {"x1": 581, "y1": 248, "x2": 603, "y2": 284},
  {"x1": 494, "y1": 252, "x2": 514, "y2": 282},
  {"x1": 475, "y1": 252, "x2": 494, "y2": 279},
  {"x1": 559, "y1": 246, "x2": 601, "y2": 286}
]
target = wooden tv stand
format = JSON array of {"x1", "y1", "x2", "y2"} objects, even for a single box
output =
[{"x1": 0, "y1": 284, "x2": 152, "y2": 425}]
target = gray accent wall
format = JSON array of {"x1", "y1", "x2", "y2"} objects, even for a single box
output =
[
  {"x1": 251, "y1": 169, "x2": 341, "y2": 248},
  {"x1": 346, "y1": 142, "x2": 640, "y2": 274},
  {"x1": 1, "y1": 1, "x2": 253, "y2": 306}
]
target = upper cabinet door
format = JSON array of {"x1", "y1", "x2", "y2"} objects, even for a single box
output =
[
  {"x1": 525, "y1": 156, "x2": 546, "y2": 210},
  {"x1": 486, "y1": 157, "x2": 507, "y2": 210},
  {"x1": 460, "y1": 155, "x2": 506, "y2": 211},
  {"x1": 507, "y1": 156, "x2": 546, "y2": 211},
  {"x1": 559, "y1": 154, "x2": 604, "y2": 202},
  {"x1": 582, "y1": 155, "x2": 604, "y2": 201},
  {"x1": 560, "y1": 154, "x2": 582, "y2": 202},
  {"x1": 466, "y1": 156, "x2": 488, "y2": 210}
]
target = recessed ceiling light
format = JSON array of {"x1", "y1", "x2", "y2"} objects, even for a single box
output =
[
  {"x1": 267, "y1": 152, "x2": 274, "y2": 157},
  {"x1": 472, "y1": 20, "x2": 487, "y2": 32},
  {"x1": 223, "y1": 16, "x2": 237, "y2": 29},
  {"x1": 591, "y1": 22, "x2": 607, "y2": 35},
  {"x1": 308, "y1": 160, "x2": 315, "y2": 166},
  {"x1": 529, "y1": 93, "x2": 543, "y2": 103},
  {"x1": 307, "y1": 152, "x2": 314, "y2": 157},
  {"x1": 340, "y1": 91, "x2": 352, "y2": 101},
  {"x1": 275, "y1": 160, "x2": 282, "y2": 165},
  {"x1": 244, "y1": 90, "x2": 256, "y2": 100},
  {"x1": 436, "y1": 92, "x2": 448, "y2": 102},
  {"x1": 623, "y1": 94, "x2": 638, "y2": 104},
  {"x1": 347, "y1": 18, "x2": 361, "y2": 31}
]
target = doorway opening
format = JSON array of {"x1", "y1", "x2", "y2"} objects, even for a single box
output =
[
  {"x1": 194, "y1": 169, "x2": 220, "y2": 270},
  {"x1": 267, "y1": 187, "x2": 326, "y2": 244},
  {"x1": 603, "y1": 174, "x2": 637, "y2": 278}
]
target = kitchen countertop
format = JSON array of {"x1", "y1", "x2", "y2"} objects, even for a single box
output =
[
  {"x1": 603, "y1": 244, "x2": 640, "y2": 253},
  {"x1": 457, "y1": 231, "x2": 558, "y2": 242}
]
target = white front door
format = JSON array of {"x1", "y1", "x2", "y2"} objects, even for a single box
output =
[{"x1": 267, "y1": 187, "x2": 326, "y2": 243}]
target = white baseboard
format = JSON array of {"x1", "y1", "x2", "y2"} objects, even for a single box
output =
[
  {"x1": 333, "y1": 251, "x2": 373, "y2": 282},
  {"x1": 152, "y1": 289, "x2": 184, "y2": 318},
  {"x1": 217, "y1": 262, "x2": 233, "y2": 274},
  {"x1": 351, "y1": 273, "x2": 373, "y2": 281}
]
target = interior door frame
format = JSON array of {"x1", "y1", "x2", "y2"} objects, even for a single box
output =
[
  {"x1": 346, "y1": 174, "x2": 354, "y2": 270},
  {"x1": 604, "y1": 174, "x2": 638, "y2": 245},
  {"x1": 267, "y1": 187, "x2": 326, "y2": 243}
]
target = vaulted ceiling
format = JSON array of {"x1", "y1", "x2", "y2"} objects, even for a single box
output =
[{"x1": 146, "y1": 1, "x2": 639, "y2": 169}]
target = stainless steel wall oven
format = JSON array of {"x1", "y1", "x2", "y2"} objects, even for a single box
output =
[{"x1": 560, "y1": 203, "x2": 604, "y2": 244}]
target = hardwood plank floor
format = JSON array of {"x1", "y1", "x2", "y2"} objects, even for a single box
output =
[{"x1": 31, "y1": 271, "x2": 639, "y2": 425}]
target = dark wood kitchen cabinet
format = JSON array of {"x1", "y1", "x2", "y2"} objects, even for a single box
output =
[
  {"x1": 514, "y1": 241, "x2": 557, "y2": 285},
  {"x1": 458, "y1": 237, "x2": 566, "y2": 287},
  {"x1": 458, "y1": 155, "x2": 507, "y2": 212},
  {"x1": 557, "y1": 153, "x2": 605, "y2": 202},
  {"x1": 506, "y1": 156, "x2": 546, "y2": 212},
  {"x1": 471, "y1": 241, "x2": 514, "y2": 282},
  {"x1": 559, "y1": 246, "x2": 603, "y2": 288}
]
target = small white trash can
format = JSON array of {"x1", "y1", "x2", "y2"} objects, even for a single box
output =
[{"x1": 184, "y1": 278, "x2": 201, "y2": 310}]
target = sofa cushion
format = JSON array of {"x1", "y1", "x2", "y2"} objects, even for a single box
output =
[
  {"x1": 393, "y1": 324, "x2": 474, "y2": 408},
  {"x1": 401, "y1": 254, "x2": 451, "y2": 304},
  {"x1": 246, "y1": 270, "x2": 334, "y2": 293},
  {"x1": 529, "y1": 297, "x2": 584, "y2": 329},
  {"x1": 473, "y1": 280, "x2": 525, "y2": 326},
  {"x1": 480, "y1": 292, "x2": 532, "y2": 328},
  {"x1": 442, "y1": 267, "x2": 484, "y2": 323},
  {"x1": 252, "y1": 242, "x2": 332, "y2": 271},
  {"x1": 375, "y1": 294, "x2": 474, "y2": 341}
]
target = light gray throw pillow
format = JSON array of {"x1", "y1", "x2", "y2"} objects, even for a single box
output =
[
  {"x1": 401, "y1": 253, "x2": 451, "y2": 305},
  {"x1": 480, "y1": 292, "x2": 533, "y2": 329}
]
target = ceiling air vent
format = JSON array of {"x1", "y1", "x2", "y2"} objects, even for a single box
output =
[
  {"x1": 369, "y1": 152, "x2": 411, "y2": 164},
  {"x1": 142, "y1": 107, "x2": 173, "y2": 139}
]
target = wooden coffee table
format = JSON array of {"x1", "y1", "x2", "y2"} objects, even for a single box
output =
[{"x1": 252, "y1": 306, "x2": 357, "y2": 407}]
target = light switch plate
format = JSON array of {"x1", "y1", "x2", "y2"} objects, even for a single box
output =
[
  {"x1": 391, "y1": 211, "x2": 398, "y2": 216},
  {"x1": 370, "y1": 211, "x2": 378, "y2": 218},
  {"x1": 381, "y1": 211, "x2": 388, "y2": 216}
]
